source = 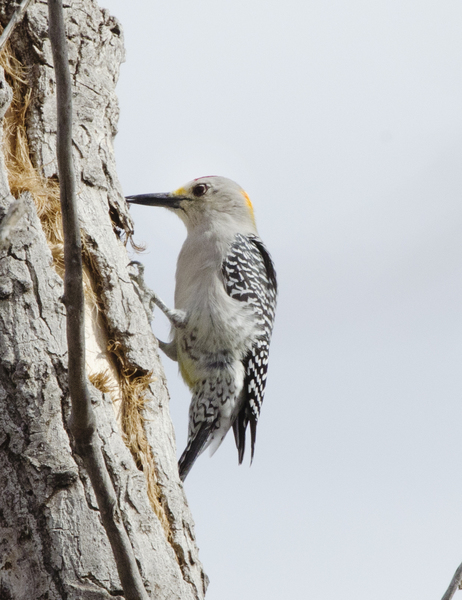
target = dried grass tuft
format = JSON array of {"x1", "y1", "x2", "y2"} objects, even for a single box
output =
[
  {"x1": 129, "y1": 235, "x2": 147, "y2": 253},
  {"x1": 0, "y1": 43, "x2": 98, "y2": 300},
  {"x1": 0, "y1": 42, "x2": 64, "y2": 274},
  {"x1": 89, "y1": 369, "x2": 117, "y2": 395},
  {"x1": 108, "y1": 339, "x2": 171, "y2": 538}
]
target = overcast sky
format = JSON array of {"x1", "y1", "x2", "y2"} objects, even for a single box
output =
[{"x1": 101, "y1": 1, "x2": 462, "y2": 598}]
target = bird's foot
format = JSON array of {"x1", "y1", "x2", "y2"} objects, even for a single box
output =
[{"x1": 128, "y1": 260, "x2": 157, "y2": 323}]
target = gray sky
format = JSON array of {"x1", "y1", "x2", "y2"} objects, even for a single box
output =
[{"x1": 101, "y1": 1, "x2": 462, "y2": 598}]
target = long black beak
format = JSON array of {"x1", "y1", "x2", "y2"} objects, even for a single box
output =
[{"x1": 125, "y1": 193, "x2": 188, "y2": 209}]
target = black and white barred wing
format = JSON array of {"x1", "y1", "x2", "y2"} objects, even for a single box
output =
[{"x1": 222, "y1": 233, "x2": 277, "y2": 463}]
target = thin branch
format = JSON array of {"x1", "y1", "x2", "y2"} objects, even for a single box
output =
[
  {"x1": 442, "y1": 563, "x2": 462, "y2": 600},
  {"x1": 47, "y1": 2, "x2": 149, "y2": 599},
  {"x1": 0, "y1": 0, "x2": 33, "y2": 53}
]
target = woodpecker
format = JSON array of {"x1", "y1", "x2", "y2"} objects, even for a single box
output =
[{"x1": 126, "y1": 176, "x2": 277, "y2": 481}]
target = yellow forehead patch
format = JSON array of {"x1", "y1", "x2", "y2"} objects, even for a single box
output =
[{"x1": 173, "y1": 186, "x2": 187, "y2": 196}]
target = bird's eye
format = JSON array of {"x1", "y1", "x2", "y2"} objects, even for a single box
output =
[{"x1": 192, "y1": 183, "x2": 208, "y2": 197}]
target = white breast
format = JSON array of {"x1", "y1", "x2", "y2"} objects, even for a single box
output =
[{"x1": 174, "y1": 228, "x2": 256, "y2": 363}]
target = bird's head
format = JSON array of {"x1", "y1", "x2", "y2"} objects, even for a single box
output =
[{"x1": 126, "y1": 176, "x2": 257, "y2": 233}]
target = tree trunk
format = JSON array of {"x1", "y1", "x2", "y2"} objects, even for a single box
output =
[{"x1": 0, "y1": 1, "x2": 207, "y2": 598}]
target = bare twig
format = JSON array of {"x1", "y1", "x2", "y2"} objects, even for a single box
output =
[
  {"x1": 47, "y1": 2, "x2": 149, "y2": 599},
  {"x1": 442, "y1": 563, "x2": 462, "y2": 600},
  {"x1": 0, "y1": 0, "x2": 33, "y2": 53}
]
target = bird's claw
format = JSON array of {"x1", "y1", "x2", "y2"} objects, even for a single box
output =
[{"x1": 128, "y1": 260, "x2": 157, "y2": 322}]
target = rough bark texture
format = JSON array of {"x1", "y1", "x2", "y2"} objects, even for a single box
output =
[{"x1": 0, "y1": 1, "x2": 207, "y2": 598}]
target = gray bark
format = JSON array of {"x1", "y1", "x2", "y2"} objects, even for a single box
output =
[{"x1": 0, "y1": 1, "x2": 207, "y2": 598}]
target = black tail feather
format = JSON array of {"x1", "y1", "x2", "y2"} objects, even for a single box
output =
[
  {"x1": 178, "y1": 423, "x2": 212, "y2": 481},
  {"x1": 233, "y1": 407, "x2": 259, "y2": 465},
  {"x1": 232, "y1": 412, "x2": 247, "y2": 464},
  {"x1": 249, "y1": 414, "x2": 257, "y2": 464}
]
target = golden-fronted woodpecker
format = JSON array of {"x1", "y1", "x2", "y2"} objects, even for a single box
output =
[{"x1": 126, "y1": 176, "x2": 277, "y2": 481}]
